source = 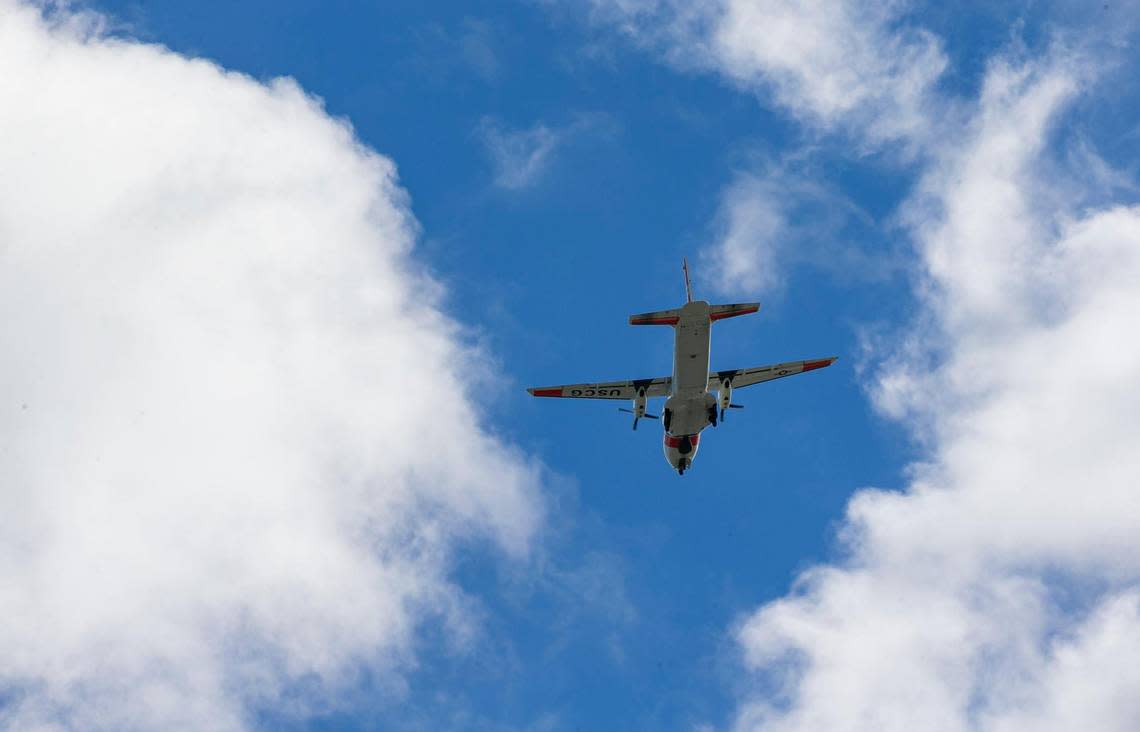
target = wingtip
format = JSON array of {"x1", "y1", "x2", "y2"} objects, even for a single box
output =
[{"x1": 803, "y1": 357, "x2": 839, "y2": 372}]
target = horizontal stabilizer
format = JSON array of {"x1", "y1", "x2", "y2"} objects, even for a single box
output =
[
  {"x1": 629, "y1": 308, "x2": 682, "y2": 326},
  {"x1": 709, "y1": 302, "x2": 760, "y2": 321}
]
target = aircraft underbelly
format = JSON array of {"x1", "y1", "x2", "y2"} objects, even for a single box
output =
[
  {"x1": 673, "y1": 313, "x2": 711, "y2": 393},
  {"x1": 668, "y1": 396, "x2": 711, "y2": 434},
  {"x1": 666, "y1": 303, "x2": 714, "y2": 437}
]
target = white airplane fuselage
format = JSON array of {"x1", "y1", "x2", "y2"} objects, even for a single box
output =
[{"x1": 662, "y1": 300, "x2": 718, "y2": 473}]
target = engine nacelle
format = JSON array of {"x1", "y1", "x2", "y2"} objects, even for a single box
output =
[
  {"x1": 632, "y1": 387, "x2": 648, "y2": 418},
  {"x1": 718, "y1": 379, "x2": 732, "y2": 411}
]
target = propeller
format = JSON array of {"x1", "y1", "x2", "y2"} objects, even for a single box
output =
[
  {"x1": 618, "y1": 407, "x2": 659, "y2": 430},
  {"x1": 720, "y1": 403, "x2": 744, "y2": 422}
]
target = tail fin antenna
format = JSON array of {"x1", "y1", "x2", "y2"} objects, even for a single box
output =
[{"x1": 682, "y1": 258, "x2": 694, "y2": 303}]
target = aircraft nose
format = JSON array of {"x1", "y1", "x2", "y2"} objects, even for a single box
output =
[{"x1": 663, "y1": 433, "x2": 700, "y2": 474}]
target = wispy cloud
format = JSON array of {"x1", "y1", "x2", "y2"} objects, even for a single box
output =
[
  {"x1": 477, "y1": 117, "x2": 565, "y2": 190},
  {"x1": 580, "y1": 0, "x2": 947, "y2": 148},
  {"x1": 705, "y1": 172, "x2": 790, "y2": 295},
  {"x1": 703, "y1": 164, "x2": 887, "y2": 297},
  {"x1": 476, "y1": 114, "x2": 613, "y2": 191},
  {"x1": 409, "y1": 17, "x2": 503, "y2": 85},
  {"x1": 458, "y1": 18, "x2": 502, "y2": 82},
  {"x1": 578, "y1": 0, "x2": 948, "y2": 293}
]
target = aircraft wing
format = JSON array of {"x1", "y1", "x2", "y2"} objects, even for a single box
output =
[
  {"x1": 528, "y1": 376, "x2": 671, "y2": 400},
  {"x1": 709, "y1": 357, "x2": 838, "y2": 390}
]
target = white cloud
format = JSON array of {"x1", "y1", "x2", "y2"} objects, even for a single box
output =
[
  {"x1": 477, "y1": 118, "x2": 565, "y2": 190},
  {"x1": 575, "y1": 1, "x2": 1140, "y2": 728},
  {"x1": 710, "y1": 1, "x2": 946, "y2": 145},
  {"x1": 705, "y1": 173, "x2": 791, "y2": 296},
  {"x1": 703, "y1": 166, "x2": 887, "y2": 297},
  {"x1": 476, "y1": 114, "x2": 616, "y2": 191},
  {"x1": 730, "y1": 51, "x2": 1140, "y2": 732},
  {"x1": 0, "y1": 2, "x2": 541, "y2": 730},
  {"x1": 580, "y1": 0, "x2": 947, "y2": 291},
  {"x1": 582, "y1": 0, "x2": 947, "y2": 146}
]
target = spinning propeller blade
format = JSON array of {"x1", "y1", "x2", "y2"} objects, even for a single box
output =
[
  {"x1": 721, "y1": 404, "x2": 744, "y2": 421},
  {"x1": 618, "y1": 408, "x2": 659, "y2": 430}
]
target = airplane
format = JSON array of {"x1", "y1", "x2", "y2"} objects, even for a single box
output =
[{"x1": 527, "y1": 260, "x2": 837, "y2": 475}]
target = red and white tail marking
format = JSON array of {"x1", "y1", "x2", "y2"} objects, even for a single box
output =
[{"x1": 708, "y1": 303, "x2": 760, "y2": 321}]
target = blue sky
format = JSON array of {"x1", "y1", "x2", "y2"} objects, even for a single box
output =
[
  {"x1": 4, "y1": 0, "x2": 1140, "y2": 730},
  {"x1": 90, "y1": 2, "x2": 908, "y2": 727},
  {"x1": 115, "y1": 4, "x2": 897, "y2": 726}
]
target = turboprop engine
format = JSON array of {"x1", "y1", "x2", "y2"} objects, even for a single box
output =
[
  {"x1": 618, "y1": 387, "x2": 659, "y2": 430},
  {"x1": 718, "y1": 378, "x2": 744, "y2": 421}
]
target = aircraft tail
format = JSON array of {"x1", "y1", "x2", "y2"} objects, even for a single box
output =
[
  {"x1": 629, "y1": 302, "x2": 759, "y2": 325},
  {"x1": 629, "y1": 260, "x2": 759, "y2": 324}
]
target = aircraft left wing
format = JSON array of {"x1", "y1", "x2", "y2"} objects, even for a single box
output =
[
  {"x1": 709, "y1": 357, "x2": 838, "y2": 390},
  {"x1": 528, "y1": 376, "x2": 671, "y2": 400}
]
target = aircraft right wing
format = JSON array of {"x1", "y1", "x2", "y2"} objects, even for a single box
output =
[
  {"x1": 528, "y1": 376, "x2": 671, "y2": 400},
  {"x1": 709, "y1": 357, "x2": 838, "y2": 390}
]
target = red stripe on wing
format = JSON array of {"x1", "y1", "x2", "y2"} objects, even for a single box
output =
[
  {"x1": 531, "y1": 388, "x2": 564, "y2": 397},
  {"x1": 802, "y1": 359, "x2": 835, "y2": 372},
  {"x1": 709, "y1": 305, "x2": 759, "y2": 321}
]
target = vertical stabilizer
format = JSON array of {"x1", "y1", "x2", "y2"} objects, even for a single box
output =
[{"x1": 682, "y1": 258, "x2": 694, "y2": 303}]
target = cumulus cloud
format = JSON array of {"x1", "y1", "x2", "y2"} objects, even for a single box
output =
[
  {"x1": 0, "y1": 2, "x2": 540, "y2": 730},
  {"x1": 712, "y1": 1, "x2": 945, "y2": 145},
  {"x1": 575, "y1": 1, "x2": 1140, "y2": 728},
  {"x1": 731, "y1": 51, "x2": 1140, "y2": 732},
  {"x1": 582, "y1": 0, "x2": 947, "y2": 145}
]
